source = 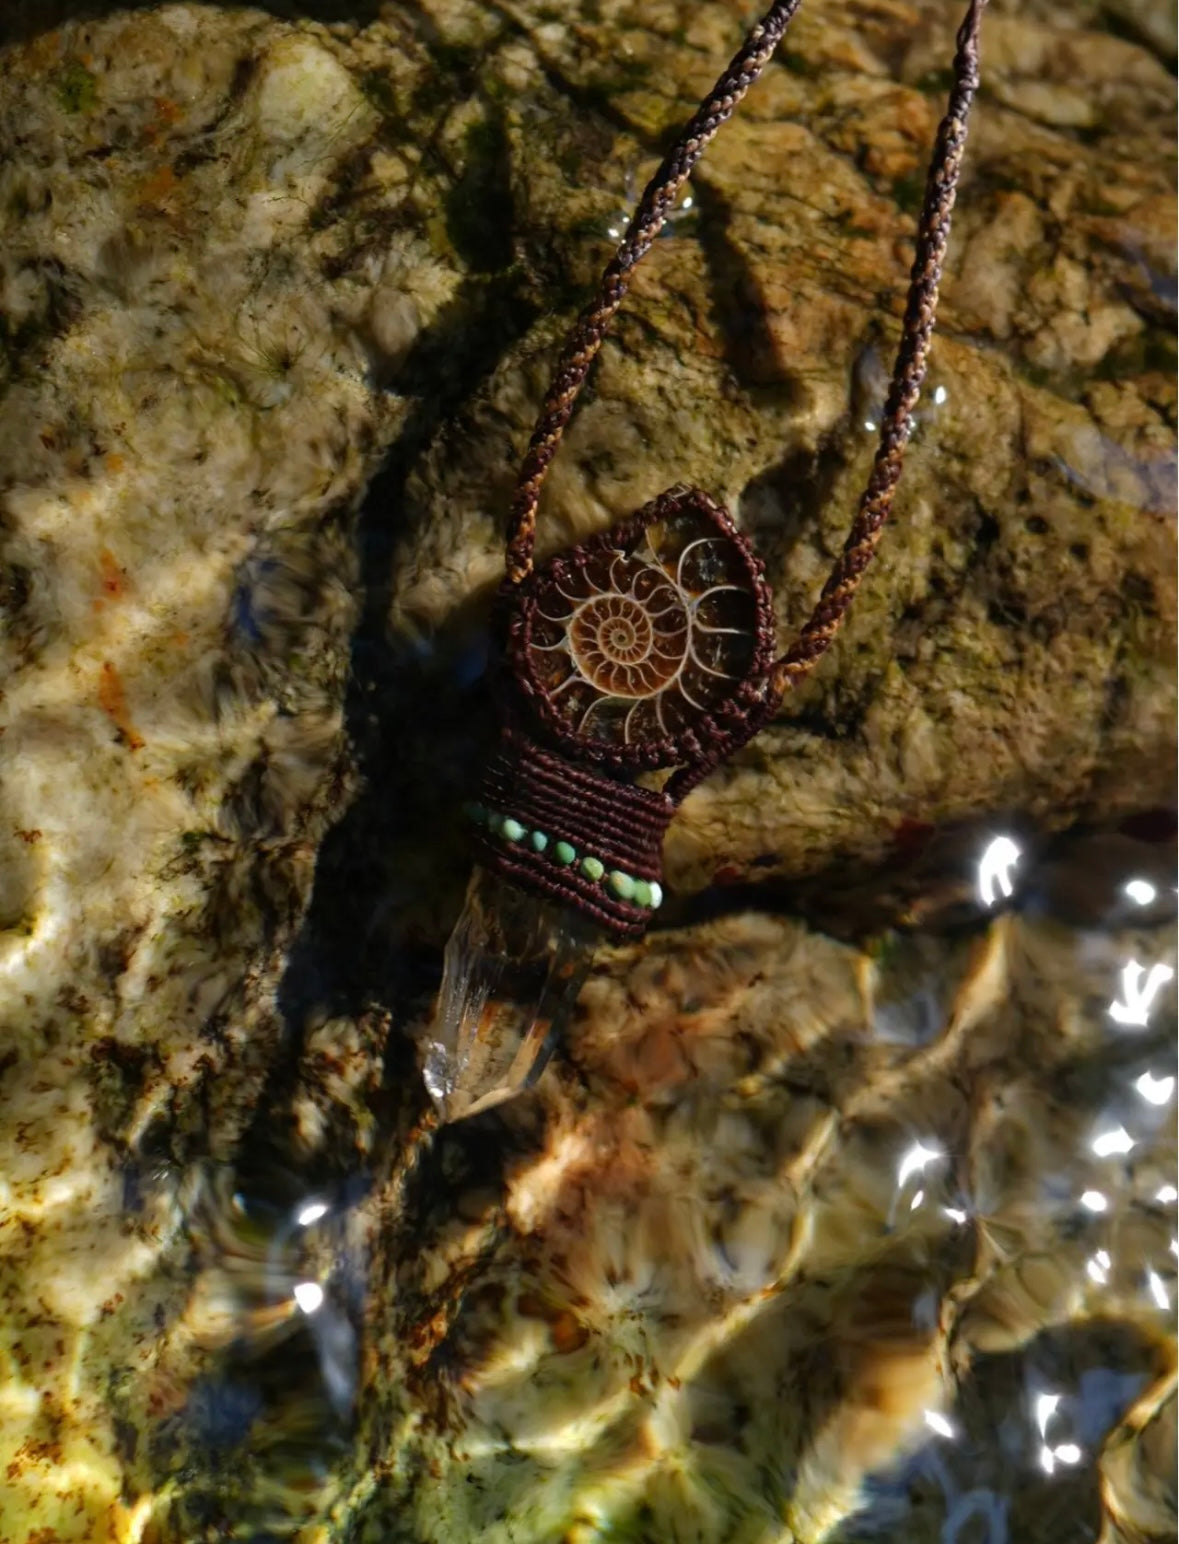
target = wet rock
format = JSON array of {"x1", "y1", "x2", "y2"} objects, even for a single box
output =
[
  {"x1": 0, "y1": 1, "x2": 1173, "y2": 1541},
  {"x1": 0, "y1": 4, "x2": 423, "y2": 1535}
]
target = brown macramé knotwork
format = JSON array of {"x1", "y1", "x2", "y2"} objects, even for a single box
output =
[{"x1": 476, "y1": 0, "x2": 990, "y2": 936}]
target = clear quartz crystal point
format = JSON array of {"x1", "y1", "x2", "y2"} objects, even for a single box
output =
[{"x1": 423, "y1": 866, "x2": 600, "y2": 1123}]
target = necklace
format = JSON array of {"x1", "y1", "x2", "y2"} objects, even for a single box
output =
[{"x1": 424, "y1": 0, "x2": 989, "y2": 1123}]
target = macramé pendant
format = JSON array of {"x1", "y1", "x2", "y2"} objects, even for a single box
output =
[
  {"x1": 483, "y1": 486, "x2": 776, "y2": 930},
  {"x1": 423, "y1": 0, "x2": 989, "y2": 1123},
  {"x1": 423, "y1": 490, "x2": 776, "y2": 1121}
]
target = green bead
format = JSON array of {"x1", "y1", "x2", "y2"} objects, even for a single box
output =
[
  {"x1": 580, "y1": 855, "x2": 604, "y2": 882},
  {"x1": 607, "y1": 870, "x2": 635, "y2": 901},
  {"x1": 632, "y1": 880, "x2": 652, "y2": 908},
  {"x1": 500, "y1": 817, "x2": 526, "y2": 842},
  {"x1": 554, "y1": 841, "x2": 576, "y2": 866},
  {"x1": 530, "y1": 830, "x2": 549, "y2": 853}
]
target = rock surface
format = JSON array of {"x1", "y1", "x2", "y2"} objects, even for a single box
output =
[
  {"x1": 0, "y1": 0, "x2": 1173, "y2": 1541},
  {"x1": 0, "y1": 4, "x2": 414, "y2": 1535}
]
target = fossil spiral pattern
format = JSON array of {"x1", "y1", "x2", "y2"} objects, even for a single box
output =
[{"x1": 520, "y1": 493, "x2": 770, "y2": 756}]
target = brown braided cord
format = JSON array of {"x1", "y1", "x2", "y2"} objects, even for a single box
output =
[
  {"x1": 505, "y1": 0, "x2": 805, "y2": 585},
  {"x1": 770, "y1": 0, "x2": 988, "y2": 699}
]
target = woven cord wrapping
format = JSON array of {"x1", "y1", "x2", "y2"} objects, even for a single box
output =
[{"x1": 471, "y1": 729, "x2": 674, "y2": 938}]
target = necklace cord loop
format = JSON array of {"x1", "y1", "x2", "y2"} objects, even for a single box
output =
[
  {"x1": 505, "y1": 0, "x2": 806, "y2": 585},
  {"x1": 504, "y1": 0, "x2": 988, "y2": 707}
]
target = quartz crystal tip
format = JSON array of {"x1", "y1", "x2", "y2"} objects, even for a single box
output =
[{"x1": 423, "y1": 866, "x2": 598, "y2": 1123}]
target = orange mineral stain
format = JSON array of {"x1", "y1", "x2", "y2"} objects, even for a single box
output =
[
  {"x1": 138, "y1": 164, "x2": 176, "y2": 205},
  {"x1": 143, "y1": 97, "x2": 183, "y2": 147},
  {"x1": 97, "y1": 662, "x2": 144, "y2": 750},
  {"x1": 98, "y1": 547, "x2": 124, "y2": 597}
]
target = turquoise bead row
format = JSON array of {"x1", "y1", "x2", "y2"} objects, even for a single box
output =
[{"x1": 465, "y1": 803, "x2": 663, "y2": 910}]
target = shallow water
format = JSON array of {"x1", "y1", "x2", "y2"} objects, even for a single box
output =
[
  {"x1": 0, "y1": 0, "x2": 1174, "y2": 1541},
  {"x1": 176, "y1": 834, "x2": 1177, "y2": 1544}
]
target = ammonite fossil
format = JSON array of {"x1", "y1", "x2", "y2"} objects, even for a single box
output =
[{"x1": 510, "y1": 487, "x2": 775, "y2": 771}]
